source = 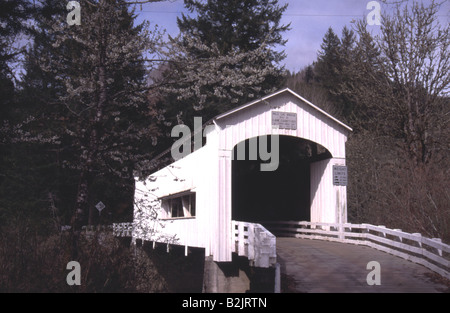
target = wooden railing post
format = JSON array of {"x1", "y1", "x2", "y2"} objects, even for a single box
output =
[
  {"x1": 338, "y1": 223, "x2": 344, "y2": 240},
  {"x1": 248, "y1": 223, "x2": 255, "y2": 261},
  {"x1": 378, "y1": 225, "x2": 387, "y2": 238},
  {"x1": 412, "y1": 233, "x2": 422, "y2": 248},
  {"x1": 393, "y1": 229, "x2": 403, "y2": 243},
  {"x1": 432, "y1": 238, "x2": 443, "y2": 257},
  {"x1": 238, "y1": 223, "x2": 246, "y2": 256}
]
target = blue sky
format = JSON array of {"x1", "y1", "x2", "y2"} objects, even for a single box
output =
[{"x1": 132, "y1": 0, "x2": 449, "y2": 73}]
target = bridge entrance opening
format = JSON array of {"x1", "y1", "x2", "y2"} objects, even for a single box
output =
[{"x1": 231, "y1": 135, "x2": 331, "y2": 223}]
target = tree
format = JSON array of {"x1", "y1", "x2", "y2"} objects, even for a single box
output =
[
  {"x1": 286, "y1": 27, "x2": 358, "y2": 121},
  {"x1": 285, "y1": 67, "x2": 341, "y2": 119},
  {"x1": 314, "y1": 27, "x2": 341, "y2": 94},
  {"x1": 178, "y1": 0, "x2": 289, "y2": 64},
  {"x1": 0, "y1": 0, "x2": 43, "y2": 230},
  {"x1": 343, "y1": 0, "x2": 449, "y2": 241},
  {"x1": 14, "y1": 0, "x2": 163, "y2": 256},
  {"x1": 0, "y1": 0, "x2": 33, "y2": 121},
  {"x1": 157, "y1": 0, "x2": 290, "y2": 132},
  {"x1": 334, "y1": 26, "x2": 357, "y2": 118},
  {"x1": 313, "y1": 26, "x2": 360, "y2": 120},
  {"x1": 350, "y1": 1, "x2": 449, "y2": 164}
]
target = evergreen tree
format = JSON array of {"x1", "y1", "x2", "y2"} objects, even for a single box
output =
[
  {"x1": 0, "y1": 0, "x2": 32, "y2": 121},
  {"x1": 157, "y1": 0, "x2": 290, "y2": 136},
  {"x1": 340, "y1": 22, "x2": 383, "y2": 126},
  {"x1": 313, "y1": 26, "x2": 360, "y2": 120},
  {"x1": 333, "y1": 26, "x2": 357, "y2": 118},
  {"x1": 0, "y1": 0, "x2": 40, "y2": 229},
  {"x1": 14, "y1": 0, "x2": 163, "y2": 255},
  {"x1": 4, "y1": 0, "x2": 87, "y2": 232},
  {"x1": 177, "y1": 0, "x2": 288, "y2": 63},
  {"x1": 304, "y1": 65, "x2": 314, "y2": 84},
  {"x1": 314, "y1": 27, "x2": 341, "y2": 94},
  {"x1": 285, "y1": 66, "x2": 340, "y2": 119}
]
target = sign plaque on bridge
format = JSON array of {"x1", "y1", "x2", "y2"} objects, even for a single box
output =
[
  {"x1": 272, "y1": 111, "x2": 297, "y2": 130},
  {"x1": 333, "y1": 165, "x2": 347, "y2": 186}
]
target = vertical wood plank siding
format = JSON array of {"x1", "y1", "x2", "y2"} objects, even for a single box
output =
[{"x1": 133, "y1": 89, "x2": 350, "y2": 262}]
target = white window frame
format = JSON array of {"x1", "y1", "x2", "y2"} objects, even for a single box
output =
[{"x1": 160, "y1": 191, "x2": 196, "y2": 219}]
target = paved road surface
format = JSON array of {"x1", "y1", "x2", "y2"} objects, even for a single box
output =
[{"x1": 277, "y1": 238, "x2": 449, "y2": 293}]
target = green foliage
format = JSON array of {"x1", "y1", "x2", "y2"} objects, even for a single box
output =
[
  {"x1": 312, "y1": 26, "x2": 361, "y2": 121},
  {"x1": 178, "y1": 0, "x2": 289, "y2": 62},
  {"x1": 155, "y1": 0, "x2": 290, "y2": 143},
  {"x1": 315, "y1": 27, "x2": 341, "y2": 91}
]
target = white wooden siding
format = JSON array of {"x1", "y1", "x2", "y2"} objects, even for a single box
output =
[
  {"x1": 133, "y1": 88, "x2": 350, "y2": 263},
  {"x1": 310, "y1": 158, "x2": 347, "y2": 225},
  {"x1": 215, "y1": 93, "x2": 348, "y2": 159}
]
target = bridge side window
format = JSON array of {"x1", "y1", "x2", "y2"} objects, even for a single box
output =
[
  {"x1": 169, "y1": 197, "x2": 183, "y2": 218},
  {"x1": 163, "y1": 193, "x2": 196, "y2": 218}
]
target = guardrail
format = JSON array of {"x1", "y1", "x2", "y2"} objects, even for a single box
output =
[
  {"x1": 232, "y1": 221, "x2": 277, "y2": 268},
  {"x1": 262, "y1": 221, "x2": 450, "y2": 280},
  {"x1": 115, "y1": 220, "x2": 277, "y2": 268},
  {"x1": 113, "y1": 222, "x2": 133, "y2": 237}
]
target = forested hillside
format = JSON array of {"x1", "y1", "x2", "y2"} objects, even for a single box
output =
[{"x1": 286, "y1": 1, "x2": 449, "y2": 242}]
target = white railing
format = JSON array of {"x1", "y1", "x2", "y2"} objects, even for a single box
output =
[
  {"x1": 81, "y1": 225, "x2": 113, "y2": 232},
  {"x1": 114, "y1": 220, "x2": 277, "y2": 268},
  {"x1": 263, "y1": 221, "x2": 450, "y2": 280},
  {"x1": 113, "y1": 222, "x2": 133, "y2": 237},
  {"x1": 232, "y1": 221, "x2": 277, "y2": 268}
]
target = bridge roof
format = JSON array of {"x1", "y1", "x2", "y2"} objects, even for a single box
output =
[{"x1": 214, "y1": 88, "x2": 353, "y2": 132}]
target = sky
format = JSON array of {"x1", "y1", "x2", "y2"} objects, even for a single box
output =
[{"x1": 132, "y1": 0, "x2": 449, "y2": 73}]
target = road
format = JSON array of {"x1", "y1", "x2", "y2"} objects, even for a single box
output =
[{"x1": 277, "y1": 237, "x2": 449, "y2": 293}]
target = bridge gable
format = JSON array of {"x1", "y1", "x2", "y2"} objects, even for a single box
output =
[{"x1": 213, "y1": 88, "x2": 351, "y2": 158}]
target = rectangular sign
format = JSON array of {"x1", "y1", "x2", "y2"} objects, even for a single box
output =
[
  {"x1": 333, "y1": 165, "x2": 348, "y2": 186},
  {"x1": 272, "y1": 111, "x2": 297, "y2": 130}
]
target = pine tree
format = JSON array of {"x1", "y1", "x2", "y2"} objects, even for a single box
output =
[
  {"x1": 178, "y1": 0, "x2": 288, "y2": 63},
  {"x1": 313, "y1": 26, "x2": 361, "y2": 120},
  {"x1": 157, "y1": 0, "x2": 290, "y2": 134},
  {"x1": 333, "y1": 26, "x2": 357, "y2": 118},
  {"x1": 314, "y1": 27, "x2": 341, "y2": 96},
  {"x1": 340, "y1": 21, "x2": 383, "y2": 126}
]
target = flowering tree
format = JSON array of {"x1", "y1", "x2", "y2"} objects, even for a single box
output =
[{"x1": 5, "y1": 0, "x2": 166, "y2": 257}]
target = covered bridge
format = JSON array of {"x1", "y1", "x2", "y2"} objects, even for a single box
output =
[{"x1": 126, "y1": 88, "x2": 352, "y2": 266}]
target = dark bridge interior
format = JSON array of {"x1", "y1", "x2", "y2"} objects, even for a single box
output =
[{"x1": 232, "y1": 135, "x2": 331, "y2": 223}]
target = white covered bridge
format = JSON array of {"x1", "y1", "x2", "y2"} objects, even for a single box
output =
[{"x1": 115, "y1": 88, "x2": 352, "y2": 267}]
